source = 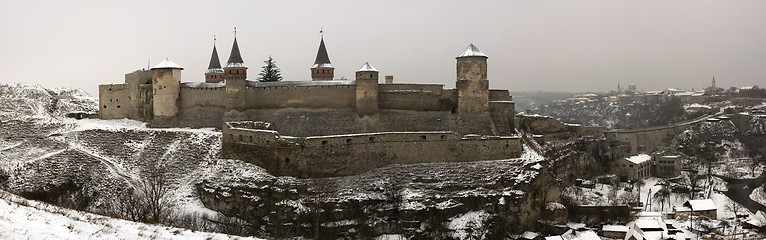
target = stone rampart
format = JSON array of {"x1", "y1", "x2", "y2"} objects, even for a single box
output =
[
  {"x1": 378, "y1": 91, "x2": 453, "y2": 111},
  {"x1": 605, "y1": 114, "x2": 711, "y2": 154},
  {"x1": 378, "y1": 83, "x2": 445, "y2": 92},
  {"x1": 98, "y1": 84, "x2": 130, "y2": 119},
  {"x1": 489, "y1": 89, "x2": 512, "y2": 101},
  {"x1": 221, "y1": 121, "x2": 522, "y2": 178},
  {"x1": 180, "y1": 87, "x2": 227, "y2": 108},
  {"x1": 243, "y1": 84, "x2": 356, "y2": 109},
  {"x1": 516, "y1": 115, "x2": 605, "y2": 142}
]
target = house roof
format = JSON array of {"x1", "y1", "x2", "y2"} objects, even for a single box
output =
[
  {"x1": 457, "y1": 44, "x2": 488, "y2": 58},
  {"x1": 312, "y1": 37, "x2": 333, "y2": 69},
  {"x1": 685, "y1": 199, "x2": 716, "y2": 211},
  {"x1": 150, "y1": 58, "x2": 184, "y2": 70},
  {"x1": 602, "y1": 225, "x2": 629, "y2": 232},
  {"x1": 746, "y1": 211, "x2": 766, "y2": 227},
  {"x1": 625, "y1": 154, "x2": 651, "y2": 164}
]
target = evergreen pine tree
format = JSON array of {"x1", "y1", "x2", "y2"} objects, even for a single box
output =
[{"x1": 258, "y1": 56, "x2": 282, "y2": 82}]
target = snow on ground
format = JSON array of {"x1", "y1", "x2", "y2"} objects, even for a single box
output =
[
  {"x1": 447, "y1": 210, "x2": 490, "y2": 240},
  {"x1": 564, "y1": 175, "x2": 749, "y2": 219},
  {"x1": 61, "y1": 118, "x2": 220, "y2": 134},
  {"x1": 0, "y1": 190, "x2": 260, "y2": 240},
  {"x1": 751, "y1": 186, "x2": 766, "y2": 207}
]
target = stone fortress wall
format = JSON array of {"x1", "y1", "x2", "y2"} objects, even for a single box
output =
[
  {"x1": 220, "y1": 121, "x2": 522, "y2": 178},
  {"x1": 99, "y1": 43, "x2": 523, "y2": 177},
  {"x1": 605, "y1": 113, "x2": 713, "y2": 154},
  {"x1": 99, "y1": 44, "x2": 516, "y2": 137}
]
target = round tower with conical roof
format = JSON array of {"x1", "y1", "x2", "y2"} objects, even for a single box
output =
[
  {"x1": 150, "y1": 58, "x2": 183, "y2": 127},
  {"x1": 311, "y1": 36, "x2": 334, "y2": 81},
  {"x1": 355, "y1": 62, "x2": 379, "y2": 117},
  {"x1": 205, "y1": 41, "x2": 225, "y2": 83},
  {"x1": 224, "y1": 37, "x2": 247, "y2": 80}
]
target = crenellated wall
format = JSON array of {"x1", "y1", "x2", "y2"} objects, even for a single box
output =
[{"x1": 221, "y1": 121, "x2": 522, "y2": 178}]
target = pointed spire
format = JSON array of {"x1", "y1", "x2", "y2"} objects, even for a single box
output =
[
  {"x1": 208, "y1": 43, "x2": 222, "y2": 70},
  {"x1": 457, "y1": 43, "x2": 488, "y2": 58},
  {"x1": 312, "y1": 35, "x2": 333, "y2": 68},
  {"x1": 226, "y1": 28, "x2": 246, "y2": 68}
]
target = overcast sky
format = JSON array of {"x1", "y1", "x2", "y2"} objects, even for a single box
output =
[{"x1": 1, "y1": 0, "x2": 764, "y2": 95}]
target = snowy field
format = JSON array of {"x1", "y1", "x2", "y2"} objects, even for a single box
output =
[{"x1": 0, "y1": 190, "x2": 260, "y2": 240}]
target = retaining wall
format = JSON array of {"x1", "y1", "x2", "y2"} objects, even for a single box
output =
[{"x1": 221, "y1": 122, "x2": 522, "y2": 178}]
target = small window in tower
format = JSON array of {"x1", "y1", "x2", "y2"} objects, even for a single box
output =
[
  {"x1": 420, "y1": 135, "x2": 427, "y2": 140},
  {"x1": 346, "y1": 138, "x2": 352, "y2": 144},
  {"x1": 117, "y1": 105, "x2": 120, "y2": 108},
  {"x1": 322, "y1": 140, "x2": 328, "y2": 145},
  {"x1": 110, "y1": 99, "x2": 112, "y2": 102},
  {"x1": 103, "y1": 105, "x2": 107, "y2": 108}
]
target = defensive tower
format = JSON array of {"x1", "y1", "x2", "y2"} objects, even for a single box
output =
[
  {"x1": 224, "y1": 36, "x2": 247, "y2": 80},
  {"x1": 205, "y1": 37, "x2": 224, "y2": 83},
  {"x1": 355, "y1": 62, "x2": 379, "y2": 117},
  {"x1": 311, "y1": 36, "x2": 334, "y2": 81},
  {"x1": 456, "y1": 44, "x2": 489, "y2": 113},
  {"x1": 455, "y1": 44, "x2": 492, "y2": 134},
  {"x1": 150, "y1": 58, "x2": 183, "y2": 127}
]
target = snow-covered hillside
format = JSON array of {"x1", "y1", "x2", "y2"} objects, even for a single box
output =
[{"x1": 0, "y1": 190, "x2": 258, "y2": 240}]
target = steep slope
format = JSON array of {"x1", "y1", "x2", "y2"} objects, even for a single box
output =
[{"x1": 0, "y1": 190, "x2": 258, "y2": 240}]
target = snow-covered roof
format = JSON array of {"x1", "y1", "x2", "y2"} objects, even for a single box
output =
[
  {"x1": 546, "y1": 202, "x2": 566, "y2": 211},
  {"x1": 687, "y1": 103, "x2": 711, "y2": 109},
  {"x1": 225, "y1": 62, "x2": 248, "y2": 68},
  {"x1": 521, "y1": 231, "x2": 539, "y2": 239},
  {"x1": 457, "y1": 44, "x2": 487, "y2": 58},
  {"x1": 602, "y1": 225, "x2": 629, "y2": 232},
  {"x1": 311, "y1": 63, "x2": 333, "y2": 68},
  {"x1": 205, "y1": 68, "x2": 224, "y2": 74},
  {"x1": 674, "y1": 91, "x2": 694, "y2": 96},
  {"x1": 746, "y1": 211, "x2": 766, "y2": 227},
  {"x1": 544, "y1": 229, "x2": 600, "y2": 240},
  {"x1": 357, "y1": 62, "x2": 378, "y2": 72},
  {"x1": 150, "y1": 58, "x2": 184, "y2": 70},
  {"x1": 625, "y1": 154, "x2": 651, "y2": 164},
  {"x1": 686, "y1": 199, "x2": 716, "y2": 211}
]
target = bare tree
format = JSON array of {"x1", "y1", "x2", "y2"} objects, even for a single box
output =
[
  {"x1": 110, "y1": 188, "x2": 147, "y2": 222},
  {"x1": 652, "y1": 184, "x2": 671, "y2": 212},
  {"x1": 138, "y1": 162, "x2": 175, "y2": 224},
  {"x1": 725, "y1": 201, "x2": 741, "y2": 239}
]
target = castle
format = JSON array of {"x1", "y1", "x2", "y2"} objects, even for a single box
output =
[{"x1": 99, "y1": 35, "x2": 522, "y2": 177}]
